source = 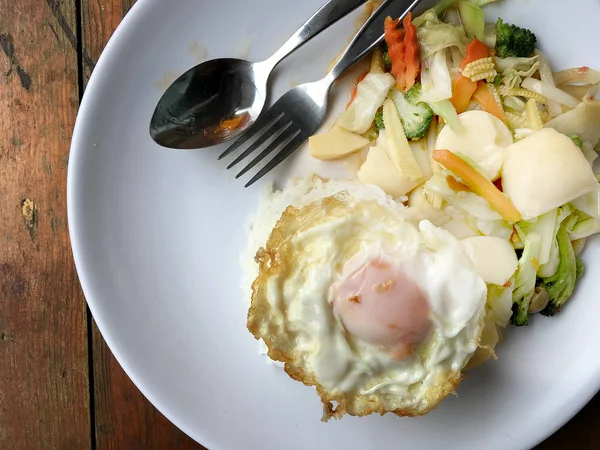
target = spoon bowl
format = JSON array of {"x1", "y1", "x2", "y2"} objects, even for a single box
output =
[{"x1": 150, "y1": 58, "x2": 269, "y2": 149}]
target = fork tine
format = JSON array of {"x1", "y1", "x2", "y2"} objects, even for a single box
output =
[
  {"x1": 218, "y1": 109, "x2": 283, "y2": 160},
  {"x1": 235, "y1": 125, "x2": 299, "y2": 180},
  {"x1": 226, "y1": 114, "x2": 287, "y2": 169},
  {"x1": 244, "y1": 132, "x2": 306, "y2": 188}
]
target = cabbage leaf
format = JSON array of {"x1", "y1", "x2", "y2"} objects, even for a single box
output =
[{"x1": 337, "y1": 72, "x2": 395, "y2": 134}]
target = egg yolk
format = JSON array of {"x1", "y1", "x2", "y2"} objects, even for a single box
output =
[{"x1": 333, "y1": 259, "x2": 432, "y2": 359}]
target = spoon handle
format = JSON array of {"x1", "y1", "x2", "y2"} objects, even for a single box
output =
[
  {"x1": 328, "y1": 0, "x2": 423, "y2": 80},
  {"x1": 265, "y1": 0, "x2": 369, "y2": 69}
]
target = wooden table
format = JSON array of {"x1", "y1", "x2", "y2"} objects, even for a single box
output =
[{"x1": 0, "y1": 1, "x2": 598, "y2": 448}]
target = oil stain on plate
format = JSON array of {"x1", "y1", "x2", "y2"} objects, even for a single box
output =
[{"x1": 154, "y1": 70, "x2": 182, "y2": 92}]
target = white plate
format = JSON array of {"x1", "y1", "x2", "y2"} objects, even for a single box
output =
[{"x1": 68, "y1": 0, "x2": 600, "y2": 449}]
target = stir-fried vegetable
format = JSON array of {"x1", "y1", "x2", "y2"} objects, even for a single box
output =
[
  {"x1": 463, "y1": 57, "x2": 496, "y2": 82},
  {"x1": 461, "y1": 38, "x2": 490, "y2": 67},
  {"x1": 308, "y1": 0, "x2": 600, "y2": 328},
  {"x1": 429, "y1": 99, "x2": 462, "y2": 132},
  {"x1": 503, "y1": 95, "x2": 525, "y2": 112},
  {"x1": 497, "y1": 85, "x2": 546, "y2": 103},
  {"x1": 554, "y1": 67, "x2": 600, "y2": 87},
  {"x1": 540, "y1": 218, "x2": 578, "y2": 316},
  {"x1": 389, "y1": 84, "x2": 434, "y2": 140},
  {"x1": 511, "y1": 225, "x2": 542, "y2": 326},
  {"x1": 457, "y1": 0, "x2": 485, "y2": 40},
  {"x1": 519, "y1": 208, "x2": 560, "y2": 277},
  {"x1": 546, "y1": 97, "x2": 600, "y2": 147},
  {"x1": 472, "y1": 82, "x2": 506, "y2": 121},
  {"x1": 346, "y1": 71, "x2": 369, "y2": 108},
  {"x1": 525, "y1": 99, "x2": 543, "y2": 130},
  {"x1": 467, "y1": 0, "x2": 500, "y2": 5},
  {"x1": 370, "y1": 46, "x2": 386, "y2": 74},
  {"x1": 384, "y1": 13, "x2": 420, "y2": 92},
  {"x1": 421, "y1": 49, "x2": 453, "y2": 102},
  {"x1": 382, "y1": 98, "x2": 423, "y2": 178},
  {"x1": 451, "y1": 75, "x2": 478, "y2": 113},
  {"x1": 534, "y1": 50, "x2": 562, "y2": 117},
  {"x1": 528, "y1": 287, "x2": 550, "y2": 314},
  {"x1": 487, "y1": 284, "x2": 513, "y2": 327},
  {"x1": 570, "y1": 135, "x2": 584, "y2": 148},
  {"x1": 337, "y1": 72, "x2": 395, "y2": 134},
  {"x1": 414, "y1": 9, "x2": 469, "y2": 58},
  {"x1": 522, "y1": 78, "x2": 579, "y2": 109},
  {"x1": 449, "y1": 39, "x2": 492, "y2": 112},
  {"x1": 538, "y1": 207, "x2": 572, "y2": 277},
  {"x1": 495, "y1": 18, "x2": 537, "y2": 58},
  {"x1": 433, "y1": 150, "x2": 521, "y2": 222},
  {"x1": 381, "y1": 42, "x2": 392, "y2": 70},
  {"x1": 496, "y1": 55, "x2": 540, "y2": 89},
  {"x1": 374, "y1": 110, "x2": 385, "y2": 131},
  {"x1": 423, "y1": 173, "x2": 505, "y2": 223}
]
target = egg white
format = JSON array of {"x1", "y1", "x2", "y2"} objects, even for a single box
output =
[{"x1": 246, "y1": 177, "x2": 487, "y2": 420}]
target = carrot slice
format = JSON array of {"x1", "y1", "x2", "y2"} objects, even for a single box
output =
[
  {"x1": 384, "y1": 17, "x2": 406, "y2": 90},
  {"x1": 433, "y1": 150, "x2": 521, "y2": 222},
  {"x1": 384, "y1": 13, "x2": 420, "y2": 92},
  {"x1": 450, "y1": 75, "x2": 478, "y2": 113},
  {"x1": 446, "y1": 175, "x2": 470, "y2": 192},
  {"x1": 460, "y1": 39, "x2": 490, "y2": 69},
  {"x1": 472, "y1": 82, "x2": 506, "y2": 121},
  {"x1": 402, "y1": 13, "x2": 420, "y2": 91},
  {"x1": 450, "y1": 39, "x2": 490, "y2": 112}
]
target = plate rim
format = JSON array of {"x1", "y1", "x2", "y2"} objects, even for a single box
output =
[{"x1": 67, "y1": 0, "x2": 600, "y2": 448}]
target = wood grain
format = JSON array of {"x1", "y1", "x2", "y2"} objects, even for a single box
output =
[
  {"x1": 80, "y1": 0, "x2": 203, "y2": 448},
  {"x1": 0, "y1": 0, "x2": 90, "y2": 448},
  {"x1": 80, "y1": 0, "x2": 135, "y2": 84}
]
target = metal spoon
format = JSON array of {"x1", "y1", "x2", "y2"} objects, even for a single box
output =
[{"x1": 150, "y1": 0, "x2": 369, "y2": 150}]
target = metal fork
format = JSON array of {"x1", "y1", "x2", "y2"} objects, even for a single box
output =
[{"x1": 219, "y1": 0, "x2": 423, "y2": 187}]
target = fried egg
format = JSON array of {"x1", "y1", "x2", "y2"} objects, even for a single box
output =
[{"x1": 245, "y1": 177, "x2": 487, "y2": 421}]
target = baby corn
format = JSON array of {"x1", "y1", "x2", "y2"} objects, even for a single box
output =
[
  {"x1": 462, "y1": 57, "x2": 497, "y2": 82},
  {"x1": 498, "y1": 86, "x2": 547, "y2": 103},
  {"x1": 525, "y1": 99, "x2": 543, "y2": 130}
]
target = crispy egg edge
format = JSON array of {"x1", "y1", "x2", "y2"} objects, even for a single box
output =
[{"x1": 247, "y1": 194, "x2": 484, "y2": 421}]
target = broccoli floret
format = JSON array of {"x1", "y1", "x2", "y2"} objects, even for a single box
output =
[
  {"x1": 374, "y1": 109, "x2": 385, "y2": 131},
  {"x1": 495, "y1": 18, "x2": 537, "y2": 58},
  {"x1": 381, "y1": 42, "x2": 392, "y2": 70},
  {"x1": 511, "y1": 300, "x2": 530, "y2": 327},
  {"x1": 395, "y1": 83, "x2": 433, "y2": 140},
  {"x1": 404, "y1": 83, "x2": 423, "y2": 105},
  {"x1": 540, "y1": 224, "x2": 578, "y2": 316}
]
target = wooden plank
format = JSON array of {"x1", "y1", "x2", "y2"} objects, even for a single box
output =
[
  {"x1": 80, "y1": 0, "x2": 136, "y2": 84},
  {"x1": 0, "y1": 0, "x2": 90, "y2": 449},
  {"x1": 80, "y1": 1, "x2": 203, "y2": 447}
]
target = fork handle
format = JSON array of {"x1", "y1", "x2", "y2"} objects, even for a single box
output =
[
  {"x1": 327, "y1": 0, "x2": 423, "y2": 80},
  {"x1": 263, "y1": 0, "x2": 369, "y2": 69}
]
